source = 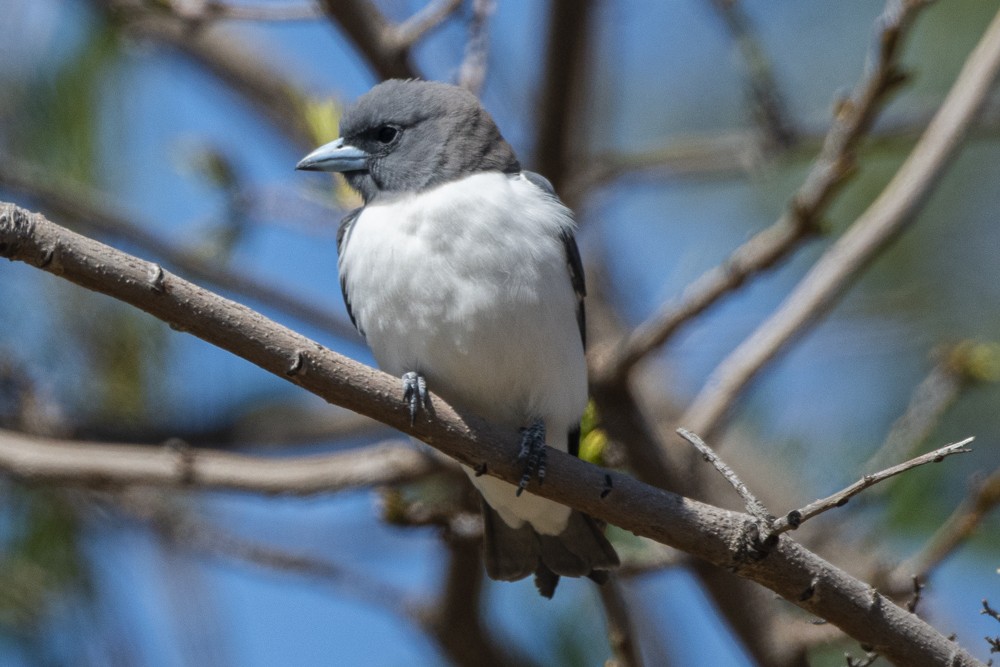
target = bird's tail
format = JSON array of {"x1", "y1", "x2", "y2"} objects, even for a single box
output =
[{"x1": 480, "y1": 499, "x2": 620, "y2": 598}]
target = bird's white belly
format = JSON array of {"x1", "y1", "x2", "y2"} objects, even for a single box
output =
[{"x1": 339, "y1": 173, "x2": 587, "y2": 533}]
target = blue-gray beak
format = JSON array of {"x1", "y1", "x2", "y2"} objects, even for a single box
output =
[{"x1": 296, "y1": 137, "x2": 369, "y2": 172}]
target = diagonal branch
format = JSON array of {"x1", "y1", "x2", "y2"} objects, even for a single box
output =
[
  {"x1": 0, "y1": 203, "x2": 987, "y2": 666},
  {"x1": 679, "y1": 4, "x2": 1000, "y2": 440},
  {"x1": 593, "y1": 0, "x2": 932, "y2": 386}
]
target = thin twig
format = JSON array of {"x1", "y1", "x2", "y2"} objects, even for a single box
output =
[
  {"x1": 769, "y1": 438, "x2": 974, "y2": 536},
  {"x1": 593, "y1": 0, "x2": 932, "y2": 386},
  {"x1": 0, "y1": 204, "x2": 988, "y2": 666},
  {"x1": 679, "y1": 5, "x2": 1000, "y2": 440},
  {"x1": 675, "y1": 428, "x2": 772, "y2": 524},
  {"x1": 983, "y1": 600, "x2": 1000, "y2": 623}
]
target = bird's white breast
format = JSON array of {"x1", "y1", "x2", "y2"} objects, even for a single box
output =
[{"x1": 339, "y1": 172, "x2": 587, "y2": 533}]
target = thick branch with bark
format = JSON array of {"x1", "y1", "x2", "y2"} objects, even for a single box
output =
[{"x1": 0, "y1": 203, "x2": 986, "y2": 666}]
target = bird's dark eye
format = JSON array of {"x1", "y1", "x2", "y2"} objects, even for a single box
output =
[{"x1": 376, "y1": 125, "x2": 399, "y2": 144}]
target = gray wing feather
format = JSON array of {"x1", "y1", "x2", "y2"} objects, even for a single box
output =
[{"x1": 337, "y1": 208, "x2": 364, "y2": 337}]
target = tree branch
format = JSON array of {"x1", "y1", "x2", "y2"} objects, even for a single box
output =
[
  {"x1": 0, "y1": 428, "x2": 440, "y2": 494},
  {"x1": 0, "y1": 203, "x2": 987, "y2": 666},
  {"x1": 592, "y1": 0, "x2": 932, "y2": 386},
  {"x1": 679, "y1": 3, "x2": 1000, "y2": 439}
]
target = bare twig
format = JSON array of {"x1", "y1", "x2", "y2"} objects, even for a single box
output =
[
  {"x1": 984, "y1": 600, "x2": 1000, "y2": 623},
  {"x1": 769, "y1": 438, "x2": 974, "y2": 537},
  {"x1": 982, "y1": 600, "x2": 1000, "y2": 655},
  {"x1": 679, "y1": 5, "x2": 1000, "y2": 440},
  {"x1": 1, "y1": 204, "x2": 990, "y2": 665},
  {"x1": 676, "y1": 428, "x2": 772, "y2": 524},
  {"x1": 706, "y1": 0, "x2": 797, "y2": 148},
  {"x1": 0, "y1": 428, "x2": 441, "y2": 494},
  {"x1": 0, "y1": 161, "x2": 358, "y2": 341},
  {"x1": 592, "y1": 0, "x2": 932, "y2": 386},
  {"x1": 456, "y1": 0, "x2": 494, "y2": 95}
]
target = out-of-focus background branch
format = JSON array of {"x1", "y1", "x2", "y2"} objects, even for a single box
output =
[{"x1": 2, "y1": 0, "x2": 999, "y2": 665}]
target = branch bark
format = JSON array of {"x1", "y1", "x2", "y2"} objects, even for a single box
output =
[{"x1": 0, "y1": 203, "x2": 986, "y2": 666}]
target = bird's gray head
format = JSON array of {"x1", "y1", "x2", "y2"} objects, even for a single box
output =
[{"x1": 296, "y1": 79, "x2": 520, "y2": 203}]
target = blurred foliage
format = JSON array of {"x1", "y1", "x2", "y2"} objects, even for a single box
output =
[
  {"x1": 0, "y1": 487, "x2": 90, "y2": 635},
  {"x1": 5, "y1": 18, "x2": 121, "y2": 184},
  {"x1": 57, "y1": 298, "x2": 170, "y2": 425}
]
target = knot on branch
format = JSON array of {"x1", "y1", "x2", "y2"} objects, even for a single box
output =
[
  {"x1": 729, "y1": 518, "x2": 779, "y2": 566},
  {"x1": 0, "y1": 206, "x2": 34, "y2": 260}
]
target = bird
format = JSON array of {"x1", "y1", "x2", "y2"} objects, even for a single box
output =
[{"x1": 296, "y1": 79, "x2": 619, "y2": 597}]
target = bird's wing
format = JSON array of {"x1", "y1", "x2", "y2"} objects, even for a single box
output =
[
  {"x1": 337, "y1": 207, "x2": 364, "y2": 338},
  {"x1": 522, "y1": 171, "x2": 587, "y2": 348},
  {"x1": 522, "y1": 171, "x2": 587, "y2": 458}
]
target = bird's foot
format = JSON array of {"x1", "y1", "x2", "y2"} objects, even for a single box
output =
[
  {"x1": 401, "y1": 371, "x2": 428, "y2": 425},
  {"x1": 516, "y1": 420, "x2": 546, "y2": 496}
]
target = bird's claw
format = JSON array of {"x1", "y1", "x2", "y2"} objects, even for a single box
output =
[
  {"x1": 402, "y1": 372, "x2": 428, "y2": 425},
  {"x1": 516, "y1": 420, "x2": 546, "y2": 496}
]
